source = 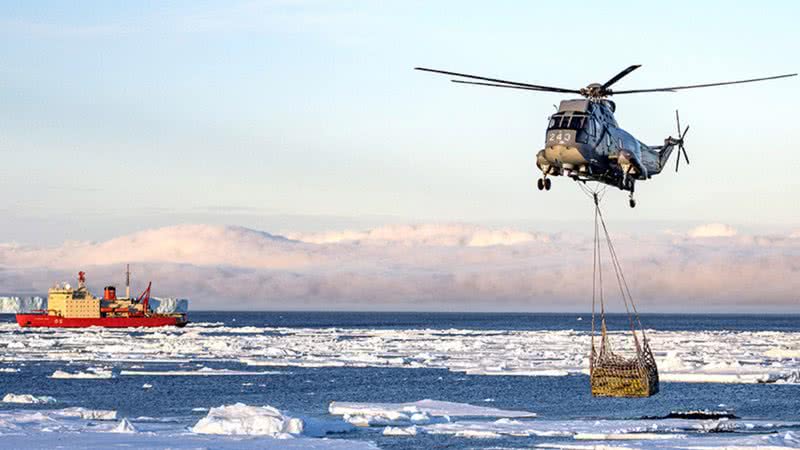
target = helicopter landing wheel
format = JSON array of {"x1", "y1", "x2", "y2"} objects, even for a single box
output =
[
  {"x1": 544, "y1": 178, "x2": 552, "y2": 190},
  {"x1": 629, "y1": 198, "x2": 636, "y2": 208},
  {"x1": 537, "y1": 178, "x2": 544, "y2": 190}
]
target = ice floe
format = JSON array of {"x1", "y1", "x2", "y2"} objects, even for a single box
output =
[
  {"x1": 120, "y1": 367, "x2": 281, "y2": 376},
  {"x1": 111, "y1": 418, "x2": 137, "y2": 433},
  {"x1": 50, "y1": 368, "x2": 113, "y2": 379},
  {"x1": 329, "y1": 399, "x2": 535, "y2": 427},
  {"x1": 55, "y1": 407, "x2": 118, "y2": 420},
  {"x1": 191, "y1": 403, "x2": 304, "y2": 437},
  {"x1": 0, "y1": 407, "x2": 375, "y2": 449},
  {"x1": 2, "y1": 393, "x2": 56, "y2": 404},
  {"x1": 383, "y1": 425, "x2": 418, "y2": 436}
]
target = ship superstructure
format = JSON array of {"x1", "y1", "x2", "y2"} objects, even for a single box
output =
[{"x1": 16, "y1": 270, "x2": 187, "y2": 328}]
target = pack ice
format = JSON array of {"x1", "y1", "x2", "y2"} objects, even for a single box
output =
[{"x1": 1, "y1": 322, "x2": 799, "y2": 384}]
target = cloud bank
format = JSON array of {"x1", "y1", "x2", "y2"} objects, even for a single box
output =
[{"x1": 1, "y1": 223, "x2": 798, "y2": 312}]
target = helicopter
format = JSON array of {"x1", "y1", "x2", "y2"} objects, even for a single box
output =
[{"x1": 415, "y1": 65, "x2": 796, "y2": 207}]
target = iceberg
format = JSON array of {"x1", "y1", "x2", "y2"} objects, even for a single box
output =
[
  {"x1": 148, "y1": 297, "x2": 189, "y2": 314},
  {"x1": 0, "y1": 296, "x2": 45, "y2": 313},
  {"x1": 0, "y1": 296, "x2": 186, "y2": 314}
]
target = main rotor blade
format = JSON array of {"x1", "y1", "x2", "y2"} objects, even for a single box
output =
[
  {"x1": 612, "y1": 73, "x2": 797, "y2": 94},
  {"x1": 601, "y1": 65, "x2": 641, "y2": 90},
  {"x1": 682, "y1": 147, "x2": 690, "y2": 165},
  {"x1": 451, "y1": 79, "x2": 576, "y2": 93},
  {"x1": 414, "y1": 67, "x2": 581, "y2": 93}
]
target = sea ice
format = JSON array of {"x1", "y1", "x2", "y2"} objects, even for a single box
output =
[
  {"x1": 330, "y1": 399, "x2": 535, "y2": 427},
  {"x1": 55, "y1": 407, "x2": 118, "y2": 420},
  {"x1": 2, "y1": 393, "x2": 57, "y2": 404},
  {"x1": 191, "y1": 403, "x2": 304, "y2": 437},
  {"x1": 329, "y1": 399, "x2": 536, "y2": 419},
  {"x1": 2, "y1": 321, "x2": 799, "y2": 385},
  {"x1": 383, "y1": 425, "x2": 418, "y2": 436},
  {"x1": 120, "y1": 367, "x2": 281, "y2": 376},
  {"x1": 50, "y1": 368, "x2": 113, "y2": 379},
  {"x1": 111, "y1": 418, "x2": 137, "y2": 433},
  {"x1": 0, "y1": 407, "x2": 375, "y2": 449}
]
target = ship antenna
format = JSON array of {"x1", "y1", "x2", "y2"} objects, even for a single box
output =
[{"x1": 126, "y1": 264, "x2": 131, "y2": 299}]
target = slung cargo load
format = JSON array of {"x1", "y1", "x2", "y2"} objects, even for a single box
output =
[{"x1": 585, "y1": 190, "x2": 659, "y2": 397}]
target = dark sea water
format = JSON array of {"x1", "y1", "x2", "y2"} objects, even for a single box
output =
[
  {"x1": 185, "y1": 311, "x2": 800, "y2": 332},
  {"x1": 1, "y1": 311, "x2": 799, "y2": 449}
]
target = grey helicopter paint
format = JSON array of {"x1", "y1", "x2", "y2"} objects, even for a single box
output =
[{"x1": 415, "y1": 65, "x2": 796, "y2": 207}]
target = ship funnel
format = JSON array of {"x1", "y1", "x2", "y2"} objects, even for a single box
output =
[{"x1": 103, "y1": 286, "x2": 117, "y2": 300}]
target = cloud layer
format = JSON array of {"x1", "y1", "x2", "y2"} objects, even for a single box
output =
[{"x1": 1, "y1": 223, "x2": 798, "y2": 312}]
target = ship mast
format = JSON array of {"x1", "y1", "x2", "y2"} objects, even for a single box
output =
[{"x1": 125, "y1": 264, "x2": 131, "y2": 299}]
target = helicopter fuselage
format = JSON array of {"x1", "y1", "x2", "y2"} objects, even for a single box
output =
[{"x1": 535, "y1": 99, "x2": 678, "y2": 193}]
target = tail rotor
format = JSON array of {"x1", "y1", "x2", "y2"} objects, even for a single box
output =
[{"x1": 674, "y1": 110, "x2": 690, "y2": 172}]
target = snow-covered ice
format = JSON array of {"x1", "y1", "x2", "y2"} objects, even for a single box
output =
[
  {"x1": 330, "y1": 399, "x2": 536, "y2": 420},
  {"x1": 383, "y1": 425, "x2": 418, "y2": 436},
  {"x1": 329, "y1": 399, "x2": 535, "y2": 427},
  {"x1": 191, "y1": 403, "x2": 304, "y2": 437},
  {"x1": 0, "y1": 296, "x2": 45, "y2": 313},
  {"x1": 0, "y1": 296, "x2": 186, "y2": 314},
  {"x1": 120, "y1": 367, "x2": 281, "y2": 376},
  {"x1": 2, "y1": 393, "x2": 57, "y2": 404},
  {"x1": 56, "y1": 407, "x2": 118, "y2": 420},
  {"x1": 0, "y1": 407, "x2": 376, "y2": 449},
  {"x1": 2, "y1": 321, "x2": 797, "y2": 384},
  {"x1": 111, "y1": 418, "x2": 137, "y2": 433},
  {"x1": 50, "y1": 368, "x2": 113, "y2": 379}
]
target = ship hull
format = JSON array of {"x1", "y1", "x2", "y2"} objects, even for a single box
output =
[{"x1": 16, "y1": 314, "x2": 187, "y2": 328}]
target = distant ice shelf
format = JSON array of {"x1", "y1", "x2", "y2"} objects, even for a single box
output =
[
  {"x1": 0, "y1": 296, "x2": 45, "y2": 313},
  {"x1": 0, "y1": 296, "x2": 187, "y2": 314}
]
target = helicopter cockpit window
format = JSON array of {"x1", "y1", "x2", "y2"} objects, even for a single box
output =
[{"x1": 549, "y1": 114, "x2": 587, "y2": 130}]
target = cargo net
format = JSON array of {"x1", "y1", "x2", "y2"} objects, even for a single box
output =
[{"x1": 580, "y1": 185, "x2": 659, "y2": 398}]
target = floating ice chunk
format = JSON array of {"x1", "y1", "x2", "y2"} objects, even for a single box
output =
[
  {"x1": 120, "y1": 368, "x2": 280, "y2": 376},
  {"x1": 55, "y1": 407, "x2": 117, "y2": 420},
  {"x1": 383, "y1": 425, "x2": 418, "y2": 436},
  {"x1": 50, "y1": 368, "x2": 113, "y2": 379},
  {"x1": 574, "y1": 432, "x2": 686, "y2": 440},
  {"x1": 142, "y1": 383, "x2": 153, "y2": 389},
  {"x1": 2, "y1": 394, "x2": 56, "y2": 404},
  {"x1": 0, "y1": 368, "x2": 20, "y2": 373},
  {"x1": 111, "y1": 418, "x2": 137, "y2": 433},
  {"x1": 191, "y1": 403, "x2": 304, "y2": 437},
  {"x1": 455, "y1": 429, "x2": 501, "y2": 438},
  {"x1": 330, "y1": 399, "x2": 535, "y2": 419}
]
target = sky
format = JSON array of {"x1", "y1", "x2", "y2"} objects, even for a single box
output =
[{"x1": 0, "y1": 1, "x2": 798, "y2": 311}]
